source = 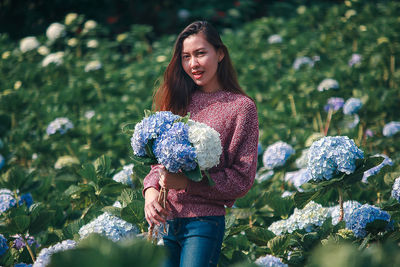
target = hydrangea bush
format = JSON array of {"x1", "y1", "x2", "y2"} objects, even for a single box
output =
[{"x1": 33, "y1": 240, "x2": 77, "y2": 267}]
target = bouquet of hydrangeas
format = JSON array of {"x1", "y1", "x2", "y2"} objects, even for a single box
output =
[
  {"x1": 130, "y1": 110, "x2": 222, "y2": 240},
  {"x1": 130, "y1": 110, "x2": 222, "y2": 183}
]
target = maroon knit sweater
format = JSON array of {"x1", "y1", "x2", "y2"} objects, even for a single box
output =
[{"x1": 143, "y1": 89, "x2": 259, "y2": 218}]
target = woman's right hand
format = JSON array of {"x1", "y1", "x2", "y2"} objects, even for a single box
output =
[{"x1": 144, "y1": 187, "x2": 171, "y2": 226}]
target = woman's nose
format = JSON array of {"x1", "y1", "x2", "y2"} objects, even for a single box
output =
[{"x1": 190, "y1": 57, "x2": 199, "y2": 68}]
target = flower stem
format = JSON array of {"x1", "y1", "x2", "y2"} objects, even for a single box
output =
[
  {"x1": 288, "y1": 94, "x2": 297, "y2": 118},
  {"x1": 324, "y1": 109, "x2": 333, "y2": 136},
  {"x1": 338, "y1": 187, "x2": 344, "y2": 222},
  {"x1": 23, "y1": 237, "x2": 36, "y2": 262}
]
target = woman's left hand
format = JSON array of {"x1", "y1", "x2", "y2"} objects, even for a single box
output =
[{"x1": 158, "y1": 166, "x2": 189, "y2": 190}]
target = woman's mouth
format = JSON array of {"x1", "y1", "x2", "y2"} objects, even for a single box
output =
[{"x1": 192, "y1": 71, "x2": 204, "y2": 80}]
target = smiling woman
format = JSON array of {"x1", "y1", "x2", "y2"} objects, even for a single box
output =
[{"x1": 144, "y1": 21, "x2": 259, "y2": 267}]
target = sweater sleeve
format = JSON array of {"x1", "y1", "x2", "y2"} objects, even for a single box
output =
[
  {"x1": 185, "y1": 99, "x2": 259, "y2": 206},
  {"x1": 142, "y1": 164, "x2": 162, "y2": 196}
]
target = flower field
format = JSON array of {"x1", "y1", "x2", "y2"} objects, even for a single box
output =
[{"x1": 1, "y1": 1, "x2": 400, "y2": 266}]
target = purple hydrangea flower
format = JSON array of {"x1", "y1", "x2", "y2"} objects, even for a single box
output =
[
  {"x1": 0, "y1": 234, "x2": 8, "y2": 256},
  {"x1": 307, "y1": 136, "x2": 364, "y2": 181},
  {"x1": 262, "y1": 141, "x2": 295, "y2": 170},
  {"x1": 12, "y1": 234, "x2": 38, "y2": 250},
  {"x1": 365, "y1": 129, "x2": 374, "y2": 138},
  {"x1": 153, "y1": 122, "x2": 197, "y2": 173},
  {"x1": 362, "y1": 154, "x2": 393, "y2": 183},
  {"x1": 130, "y1": 111, "x2": 180, "y2": 156},
  {"x1": 324, "y1": 97, "x2": 344, "y2": 112},
  {"x1": 391, "y1": 177, "x2": 400, "y2": 202},
  {"x1": 343, "y1": 98, "x2": 362, "y2": 115},
  {"x1": 383, "y1": 121, "x2": 400, "y2": 137},
  {"x1": 346, "y1": 204, "x2": 391, "y2": 238},
  {"x1": 348, "y1": 53, "x2": 362, "y2": 67}
]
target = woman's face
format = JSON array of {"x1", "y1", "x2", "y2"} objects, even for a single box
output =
[{"x1": 181, "y1": 33, "x2": 224, "y2": 93}]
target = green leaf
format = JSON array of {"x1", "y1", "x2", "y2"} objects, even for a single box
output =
[
  {"x1": 183, "y1": 164, "x2": 203, "y2": 182},
  {"x1": 99, "y1": 183, "x2": 126, "y2": 197},
  {"x1": 268, "y1": 235, "x2": 291, "y2": 256},
  {"x1": 204, "y1": 171, "x2": 215, "y2": 186},
  {"x1": 120, "y1": 188, "x2": 135, "y2": 205},
  {"x1": 293, "y1": 190, "x2": 324, "y2": 209},
  {"x1": 78, "y1": 163, "x2": 97, "y2": 183},
  {"x1": 120, "y1": 200, "x2": 145, "y2": 224},
  {"x1": 62, "y1": 220, "x2": 86, "y2": 240},
  {"x1": 245, "y1": 226, "x2": 275, "y2": 246},
  {"x1": 29, "y1": 210, "x2": 54, "y2": 234},
  {"x1": 365, "y1": 219, "x2": 389, "y2": 235},
  {"x1": 1, "y1": 167, "x2": 27, "y2": 190},
  {"x1": 12, "y1": 215, "x2": 30, "y2": 233},
  {"x1": 95, "y1": 155, "x2": 111, "y2": 177}
]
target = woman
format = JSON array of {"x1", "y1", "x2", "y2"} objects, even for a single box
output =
[{"x1": 143, "y1": 21, "x2": 258, "y2": 267}]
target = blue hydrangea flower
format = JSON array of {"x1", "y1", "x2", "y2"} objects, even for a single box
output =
[
  {"x1": 346, "y1": 204, "x2": 391, "y2": 238},
  {"x1": 33, "y1": 240, "x2": 76, "y2": 267},
  {"x1": 345, "y1": 114, "x2": 360, "y2": 129},
  {"x1": 362, "y1": 154, "x2": 393, "y2": 183},
  {"x1": 391, "y1": 177, "x2": 400, "y2": 202},
  {"x1": 307, "y1": 136, "x2": 364, "y2": 181},
  {"x1": 383, "y1": 121, "x2": 400, "y2": 137},
  {"x1": 295, "y1": 149, "x2": 309, "y2": 169},
  {"x1": 112, "y1": 164, "x2": 134, "y2": 187},
  {"x1": 19, "y1": 193, "x2": 33, "y2": 208},
  {"x1": 257, "y1": 142, "x2": 263, "y2": 156},
  {"x1": 292, "y1": 56, "x2": 314, "y2": 70},
  {"x1": 262, "y1": 141, "x2": 295, "y2": 170},
  {"x1": 255, "y1": 254, "x2": 288, "y2": 267},
  {"x1": 343, "y1": 98, "x2": 362, "y2": 115},
  {"x1": 0, "y1": 189, "x2": 16, "y2": 213},
  {"x1": 329, "y1": 200, "x2": 362, "y2": 225},
  {"x1": 78, "y1": 212, "x2": 139, "y2": 242},
  {"x1": 130, "y1": 111, "x2": 180, "y2": 156},
  {"x1": 255, "y1": 169, "x2": 274, "y2": 182},
  {"x1": 15, "y1": 263, "x2": 32, "y2": 267},
  {"x1": 284, "y1": 168, "x2": 312, "y2": 192},
  {"x1": 317, "y1": 78, "x2": 339, "y2": 91},
  {"x1": 0, "y1": 234, "x2": 8, "y2": 256},
  {"x1": 46, "y1": 117, "x2": 74, "y2": 135},
  {"x1": 324, "y1": 97, "x2": 344, "y2": 112},
  {"x1": 153, "y1": 122, "x2": 197, "y2": 173},
  {"x1": 0, "y1": 154, "x2": 4, "y2": 170}
]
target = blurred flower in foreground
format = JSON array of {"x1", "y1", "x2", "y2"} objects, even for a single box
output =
[
  {"x1": 42, "y1": 52, "x2": 64, "y2": 67},
  {"x1": 113, "y1": 164, "x2": 134, "y2": 187},
  {"x1": 20, "y1": 37, "x2": 40, "y2": 53},
  {"x1": 329, "y1": 200, "x2": 361, "y2": 225},
  {"x1": 46, "y1": 22, "x2": 66, "y2": 41},
  {"x1": 54, "y1": 155, "x2": 80, "y2": 169},
  {"x1": 0, "y1": 234, "x2": 8, "y2": 256},
  {"x1": 255, "y1": 254, "x2": 288, "y2": 267},
  {"x1": 262, "y1": 141, "x2": 295, "y2": 170},
  {"x1": 33, "y1": 240, "x2": 76, "y2": 267},
  {"x1": 348, "y1": 53, "x2": 362, "y2": 67},
  {"x1": 362, "y1": 154, "x2": 393, "y2": 183},
  {"x1": 317, "y1": 78, "x2": 339, "y2": 91},
  {"x1": 343, "y1": 98, "x2": 362, "y2": 115},
  {"x1": 84, "y1": 60, "x2": 102, "y2": 72},
  {"x1": 46, "y1": 117, "x2": 74, "y2": 135},
  {"x1": 78, "y1": 212, "x2": 139, "y2": 242},
  {"x1": 307, "y1": 136, "x2": 364, "y2": 181},
  {"x1": 324, "y1": 97, "x2": 344, "y2": 112},
  {"x1": 346, "y1": 204, "x2": 391, "y2": 238},
  {"x1": 268, "y1": 34, "x2": 282, "y2": 44},
  {"x1": 383, "y1": 121, "x2": 400, "y2": 137},
  {"x1": 391, "y1": 177, "x2": 400, "y2": 202}
]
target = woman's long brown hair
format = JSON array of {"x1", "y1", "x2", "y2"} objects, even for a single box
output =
[{"x1": 153, "y1": 21, "x2": 249, "y2": 116}]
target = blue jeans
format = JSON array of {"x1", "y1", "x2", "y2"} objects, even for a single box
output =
[{"x1": 162, "y1": 216, "x2": 225, "y2": 267}]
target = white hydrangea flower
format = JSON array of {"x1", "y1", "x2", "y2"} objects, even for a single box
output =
[
  {"x1": 20, "y1": 36, "x2": 40, "y2": 53},
  {"x1": 187, "y1": 120, "x2": 222, "y2": 170},
  {"x1": 112, "y1": 164, "x2": 134, "y2": 187},
  {"x1": 65, "y1": 13, "x2": 78, "y2": 25},
  {"x1": 37, "y1": 46, "x2": 50, "y2": 56},
  {"x1": 83, "y1": 20, "x2": 97, "y2": 33},
  {"x1": 268, "y1": 201, "x2": 329, "y2": 235},
  {"x1": 268, "y1": 34, "x2": 283, "y2": 44},
  {"x1": 42, "y1": 52, "x2": 64, "y2": 67},
  {"x1": 78, "y1": 212, "x2": 139, "y2": 242},
  {"x1": 46, "y1": 23, "x2": 66, "y2": 41},
  {"x1": 84, "y1": 60, "x2": 102, "y2": 72},
  {"x1": 67, "y1": 38, "x2": 78, "y2": 47},
  {"x1": 317, "y1": 78, "x2": 339, "y2": 91},
  {"x1": 84, "y1": 110, "x2": 95, "y2": 120},
  {"x1": 87, "y1": 39, "x2": 99, "y2": 48},
  {"x1": 54, "y1": 155, "x2": 80, "y2": 169},
  {"x1": 33, "y1": 240, "x2": 76, "y2": 267}
]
